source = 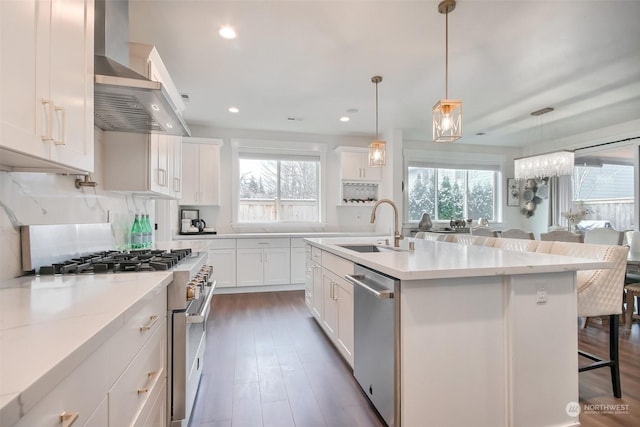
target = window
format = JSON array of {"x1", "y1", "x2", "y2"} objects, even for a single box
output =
[
  {"x1": 573, "y1": 162, "x2": 635, "y2": 230},
  {"x1": 238, "y1": 154, "x2": 320, "y2": 223},
  {"x1": 407, "y1": 166, "x2": 498, "y2": 221}
]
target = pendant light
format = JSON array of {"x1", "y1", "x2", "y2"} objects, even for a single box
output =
[
  {"x1": 432, "y1": 0, "x2": 462, "y2": 143},
  {"x1": 369, "y1": 75, "x2": 386, "y2": 167}
]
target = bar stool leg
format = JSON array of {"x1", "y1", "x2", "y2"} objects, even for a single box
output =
[
  {"x1": 610, "y1": 315, "x2": 621, "y2": 398},
  {"x1": 625, "y1": 289, "x2": 633, "y2": 329}
]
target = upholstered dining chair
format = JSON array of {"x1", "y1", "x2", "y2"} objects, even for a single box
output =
[
  {"x1": 471, "y1": 226, "x2": 498, "y2": 237},
  {"x1": 501, "y1": 228, "x2": 535, "y2": 240},
  {"x1": 540, "y1": 230, "x2": 584, "y2": 243},
  {"x1": 624, "y1": 283, "x2": 640, "y2": 329},
  {"x1": 580, "y1": 228, "x2": 625, "y2": 328},
  {"x1": 549, "y1": 241, "x2": 629, "y2": 398},
  {"x1": 584, "y1": 228, "x2": 624, "y2": 246}
]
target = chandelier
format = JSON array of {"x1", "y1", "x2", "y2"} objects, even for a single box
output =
[
  {"x1": 514, "y1": 107, "x2": 574, "y2": 180},
  {"x1": 432, "y1": 0, "x2": 462, "y2": 143},
  {"x1": 514, "y1": 150, "x2": 575, "y2": 180},
  {"x1": 369, "y1": 75, "x2": 386, "y2": 167}
]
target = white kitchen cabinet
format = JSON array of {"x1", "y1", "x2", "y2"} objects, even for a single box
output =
[
  {"x1": 0, "y1": 0, "x2": 94, "y2": 174},
  {"x1": 320, "y1": 266, "x2": 354, "y2": 366},
  {"x1": 336, "y1": 147, "x2": 381, "y2": 182},
  {"x1": 12, "y1": 335, "x2": 110, "y2": 427},
  {"x1": 135, "y1": 380, "x2": 166, "y2": 427},
  {"x1": 304, "y1": 259, "x2": 313, "y2": 310},
  {"x1": 290, "y1": 238, "x2": 307, "y2": 284},
  {"x1": 180, "y1": 138, "x2": 222, "y2": 205},
  {"x1": 170, "y1": 135, "x2": 183, "y2": 199},
  {"x1": 310, "y1": 246, "x2": 323, "y2": 320},
  {"x1": 302, "y1": 247, "x2": 354, "y2": 367},
  {"x1": 322, "y1": 269, "x2": 339, "y2": 339},
  {"x1": 209, "y1": 239, "x2": 237, "y2": 288},
  {"x1": 12, "y1": 286, "x2": 167, "y2": 427},
  {"x1": 103, "y1": 131, "x2": 182, "y2": 199},
  {"x1": 335, "y1": 278, "x2": 354, "y2": 366},
  {"x1": 236, "y1": 238, "x2": 291, "y2": 287},
  {"x1": 108, "y1": 319, "x2": 166, "y2": 427}
]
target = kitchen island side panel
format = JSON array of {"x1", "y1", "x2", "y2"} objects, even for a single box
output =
[
  {"x1": 400, "y1": 271, "x2": 580, "y2": 427},
  {"x1": 507, "y1": 272, "x2": 579, "y2": 427},
  {"x1": 400, "y1": 275, "x2": 507, "y2": 427}
]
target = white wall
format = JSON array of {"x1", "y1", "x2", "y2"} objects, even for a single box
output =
[
  {"x1": 0, "y1": 129, "x2": 154, "y2": 280},
  {"x1": 183, "y1": 125, "x2": 384, "y2": 234}
]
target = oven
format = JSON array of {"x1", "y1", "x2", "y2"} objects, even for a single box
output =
[{"x1": 167, "y1": 254, "x2": 215, "y2": 427}]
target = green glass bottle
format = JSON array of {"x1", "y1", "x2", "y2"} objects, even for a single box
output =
[
  {"x1": 143, "y1": 214, "x2": 152, "y2": 248},
  {"x1": 131, "y1": 214, "x2": 143, "y2": 249}
]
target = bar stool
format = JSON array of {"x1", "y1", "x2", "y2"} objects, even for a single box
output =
[{"x1": 624, "y1": 283, "x2": 640, "y2": 329}]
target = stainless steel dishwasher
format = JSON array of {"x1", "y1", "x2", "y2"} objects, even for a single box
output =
[{"x1": 346, "y1": 264, "x2": 400, "y2": 427}]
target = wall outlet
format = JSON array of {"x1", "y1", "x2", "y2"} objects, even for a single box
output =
[{"x1": 536, "y1": 287, "x2": 547, "y2": 304}]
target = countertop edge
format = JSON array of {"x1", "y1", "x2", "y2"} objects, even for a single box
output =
[{"x1": 304, "y1": 237, "x2": 612, "y2": 281}]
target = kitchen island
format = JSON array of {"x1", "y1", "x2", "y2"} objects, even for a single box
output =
[{"x1": 304, "y1": 236, "x2": 612, "y2": 427}]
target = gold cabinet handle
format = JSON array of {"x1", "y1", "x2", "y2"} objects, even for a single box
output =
[
  {"x1": 139, "y1": 315, "x2": 159, "y2": 332},
  {"x1": 137, "y1": 371, "x2": 157, "y2": 394},
  {"x1": 60, "y1": 411, "x2": 79, "y2": 427}
]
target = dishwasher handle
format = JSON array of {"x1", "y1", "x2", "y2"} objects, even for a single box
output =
[{"x1": 345, "y1": 274, "x2": 394, "y2": 299}]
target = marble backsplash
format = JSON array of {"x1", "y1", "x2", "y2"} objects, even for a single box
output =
[{"x1": 0, "y1": 129, "x2": 153, "y2": 280}]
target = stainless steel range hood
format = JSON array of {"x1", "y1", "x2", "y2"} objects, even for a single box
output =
[{"x1": 94, "y1": 0, "x2": 190, "y2": 137}]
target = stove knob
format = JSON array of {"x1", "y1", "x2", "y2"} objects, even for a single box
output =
[{"x1": 186, "y1": 285, "x2": 196, "y2": 301}]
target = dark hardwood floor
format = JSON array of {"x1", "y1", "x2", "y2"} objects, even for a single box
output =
[{"x1": 189, "y1": 291, "x2": 640, "y2": 427}]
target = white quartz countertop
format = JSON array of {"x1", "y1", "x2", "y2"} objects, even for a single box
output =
[
  {"x1": 0, "y1": 272, "x2": 173, "y2": 426},
  {"x1": 305, "y1": 237, "x2": 612, "y2": 281}
]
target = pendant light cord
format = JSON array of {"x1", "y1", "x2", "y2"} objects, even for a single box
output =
[
  {"x1": 445, "y1": 10, "x2": 449, "y2": 99},
  {"x1": 375, "y1": 80, "x2": 379, "y2": 138}
]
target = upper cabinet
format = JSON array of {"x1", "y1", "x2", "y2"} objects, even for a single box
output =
[
  {"x1": 180, "y1": 137, "x2": 222, "y2": 206},
  {"x1": 103, "y1": 132, "x2": 182, "y2": 199},
  {"x1": 0, "y1": 0, "x2": 95, "y2": 174},
  {"x1": 336, "y1": 147, "x2": 381, "y2": 182}
]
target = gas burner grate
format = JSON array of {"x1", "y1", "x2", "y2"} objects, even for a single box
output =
[{"x1": 36, "y1": 248, "x2": 196, "y2": 275}]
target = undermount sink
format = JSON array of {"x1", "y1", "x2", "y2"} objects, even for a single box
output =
[{"x1": 337, "y1": 244, "x2": 407, "y2": 253}]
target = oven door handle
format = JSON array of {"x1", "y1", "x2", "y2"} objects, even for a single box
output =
[{"x1": 187, "y1": 281, "x2": 216, "y2": 324}]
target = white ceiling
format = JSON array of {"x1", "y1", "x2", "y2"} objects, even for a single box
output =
[{"x1": 128, "y1": 0, "x2": 640, "y2": 151}]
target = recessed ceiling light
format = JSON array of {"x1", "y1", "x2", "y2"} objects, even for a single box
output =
[
  {"x1": 166, "y1": 123, "x2": 173, "y2": 129},
  {"x1": 219, "y1": 26, "x2": 237, "y2": 39},
  {"x1": 151, "y1": 104, "x2": 160, "y2": 111},
  {"x1": 340, "y1": 116, "x2": 350, "y2": 122},
  {"x1": 228, "y1": 107, "x2": 239, "y2": 113}
]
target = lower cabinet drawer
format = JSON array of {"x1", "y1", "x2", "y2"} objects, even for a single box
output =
[
  {"x1": 109, "y1": 317, "x2": 166, "y2": 427},
  {"x1": 134, "y1": 379, "x2": 166, "y2": 427},
  {"x1": 13, "y1": 343, "x2": 110, "y2": 427},
  {"x1": 107, "y1": 286, "x2": 166, "y2": 385}
]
